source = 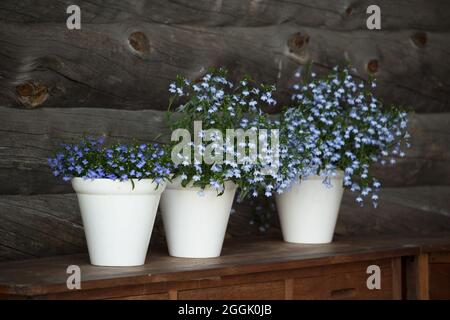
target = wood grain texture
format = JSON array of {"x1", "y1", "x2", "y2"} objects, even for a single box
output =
[
  {"x1": 0, "y1": 194, "x2": 85, "y2": 260},
  {"x1": 0, "y1": 106, "x2": 171, "y2": 195},
  {"x1": 0, "y1": 235, "x2": 428, "y2": 298},
  {"x1": 429, "y1": 253, "x2": 450, "y2": 264},
  {"x1": 415, "y1": 253, "x2": 430, "y2": 300},
  {"x1": 429, "y1": 255, "x2": 450, "y2": 299},
  {"x1": 291, "y1": 260, "x2": 393, "y2": 300},
  {"x1": 371, "y1": 113, "x2": 450, "y2": 187},
  {"x1": 178, "y1": 281, "x2": 286, "y2": 300},
  {"x1": 336, "y1": 186, "x2": 450, "y2": 237},
  {"x1": 391, "y1": 257, "x2": 403, "y2": 300},
  {"x1": 2, "y1": 236, "x2": 450, "y2": 300},
  {"x1": 1, "y1": 1, "x2": 449, "y2": 30},
  {"x1": 247, "y1": 185, "x2": 450, "y2": 240},
  {"x1": 0, "y1": 2, "x2": 449, "y2": 111},
  {"x1": 0, "y1": 0, "x2": 449, "y2": 267},
  {"x1": 1, "y1": 108, "x2": 449, "y2": 195},
  {"x1": 0, "y1": 193, "x2": 168, "y2": 262},
  {"x1": 1, "y1": 186, "x2": 450, "y2": 262}
]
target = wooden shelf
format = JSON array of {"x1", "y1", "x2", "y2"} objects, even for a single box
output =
[{"x1": 0, "y1": 235, "x2": 449, "y2": 300}]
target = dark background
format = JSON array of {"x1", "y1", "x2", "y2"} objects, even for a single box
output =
[{"x1": 0, "y1": 0, "x2": 449, "y2": 261}]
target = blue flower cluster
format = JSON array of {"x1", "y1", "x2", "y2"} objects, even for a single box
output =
[
  {"x1": 273, "y1": 67, "x2": 410, "y2": 206},
  {"x1": 48, "y1": 137, "x2": 172, "y2": 185},
  {"x1": 168, "y1": 67, "x2": 279, "y2": 197},
  {"x1": 50, "y1": 66, "x2": 410, "y2": 208}
]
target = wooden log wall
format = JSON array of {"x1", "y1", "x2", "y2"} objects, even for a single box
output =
[{"x1": 0, "y1": 0, "x2": 449, "y2": 261}]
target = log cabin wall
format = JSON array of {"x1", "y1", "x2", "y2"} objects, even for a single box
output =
[{"x1": 0, "y1": 0, "x2": 449, "y2": 261}]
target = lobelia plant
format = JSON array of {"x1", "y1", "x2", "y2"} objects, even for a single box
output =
[
  {"x1": 48, "y1": 137, "x2": 172, "y2": 186},
  {"x1": 274, "y1": 66, "x2": 410, "y2": 206},
  {"x1": 167, "y1": 67, "x2": 280, "y2": 199}
]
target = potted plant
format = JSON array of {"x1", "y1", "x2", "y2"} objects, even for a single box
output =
[
  {"x1": 162, "y1": 67, "x2": 278, "y2": 258},
  {"x1": 48, "y1": 137, "x2": 171, "y2": 266},
  {"x1": 274, "y1": 67, "x2": 410, "y2": 244}
]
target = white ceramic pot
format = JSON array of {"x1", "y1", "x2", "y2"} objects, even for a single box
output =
[
  {"x1": 160, "y1": 179, "x2": 237, "y2": 258},
  {"x1": 72, "y1": 178, "x2": 165, "y2": 266},
  {"x1": 275, "y1": 172, "x2": 344, "y2": 244}
]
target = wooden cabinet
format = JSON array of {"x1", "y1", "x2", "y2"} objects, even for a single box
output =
[
  {"x1": 0, "y1": 236, "x2": 449, "y2": 300},
  {"x1": 413, "y1": 250, "x2": 450, "y2": 300},
  {"x1": 291, "y1": 259, "x2": 396, "y2": 300},
  {"x1": 429, "y1": 252, "x2": 450, "y2": 299},
  {"x1": 178, "y1": 281, "x2": 286, "y2": 300}
]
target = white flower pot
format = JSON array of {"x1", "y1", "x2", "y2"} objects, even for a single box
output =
[
  {"x1": 72, "y1": 178, "x2": 165, "y2": 266},
  {"x1": 160, "y1": 179, "x2": 237, "y2": 258},
  {"x1": 275, "y1": 172, "x2": 344, "y2": 244}
]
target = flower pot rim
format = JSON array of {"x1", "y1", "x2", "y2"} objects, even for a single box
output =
[
  {"x1": 275, "y1": 170, "x2": 345, "y2": 196},
  {"x1": 71, "y1": 177, "x2": 162, "y2": 182},
  {"x1": 71, "y1": 177, "x2": 166, "y2": 195}
]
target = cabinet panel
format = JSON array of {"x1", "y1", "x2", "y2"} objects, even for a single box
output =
[
  {"x1": 292, "y1": 261, "x2": 393, "y2": 300},
  {"x1": 430, "y1": 253, "x2": 450, "y2": 300},
  {"x1": 178, "y1": 281, "x2": 285, "y2": 300}
]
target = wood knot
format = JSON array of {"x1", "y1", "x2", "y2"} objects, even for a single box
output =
[
  {"x1": 128, "y1": 31, "x2": 150, "y2": 54},
  {"x1": 16, "y1": 82, "x2": 48, "y2": 108},
  {"x1": 345, "y1": 6, "x2": 353, "y2": 16},
  {"x1": 367, "y1": 59, "x2": 379, "y2": 74},
  {"x1": 411, "y1": 32, "x2": 427, "y2": 48},
  {"x1": 287, "y1": 32, "x2": 309, "y2": 54}
]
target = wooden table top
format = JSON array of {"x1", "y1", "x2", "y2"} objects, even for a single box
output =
[{"x1": 1, "y1": 235, "x2": 449, "y2": 296}]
